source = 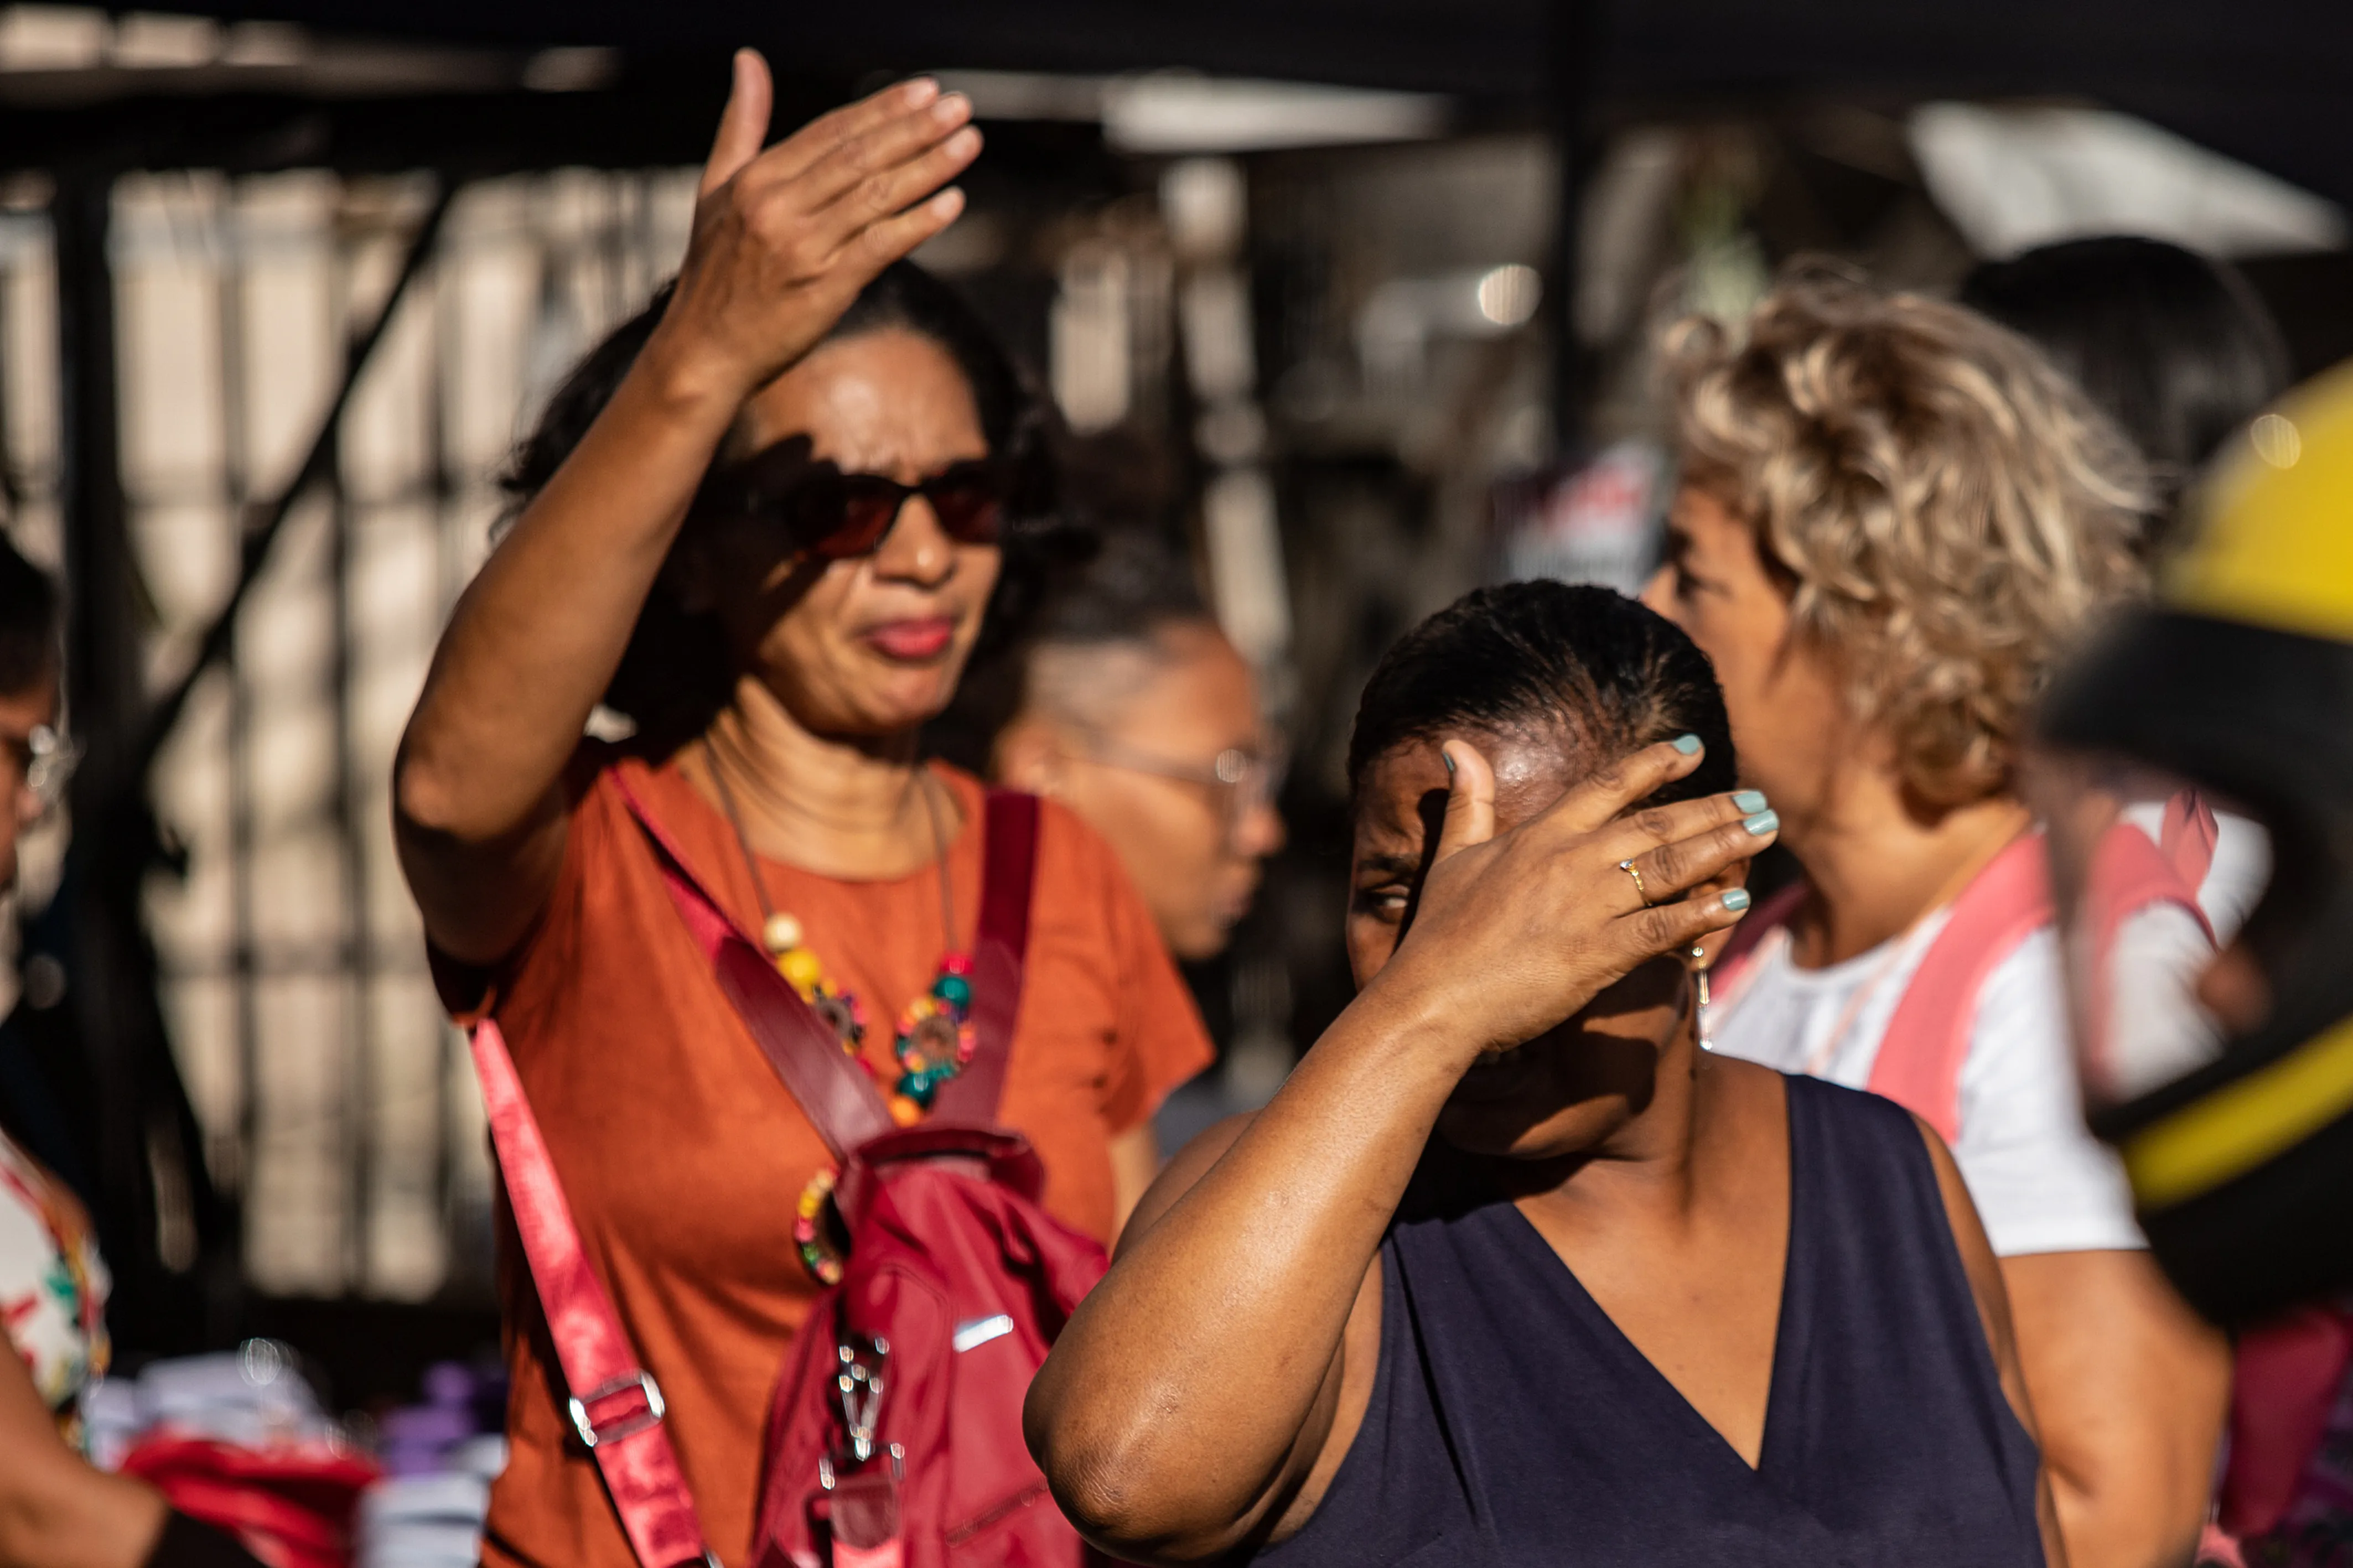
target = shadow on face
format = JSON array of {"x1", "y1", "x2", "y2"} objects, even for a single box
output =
[
  {"x1": 1347, "y1": 731, "x2": 1694, "y2": 1162},
  {"x1": 677, "y1": 328, "x2": 1002, "y2": 741}
]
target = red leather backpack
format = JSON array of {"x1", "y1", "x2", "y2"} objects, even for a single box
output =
[{"x1": 469, "y1": 777, "x2": 1107, "y2": 1568}]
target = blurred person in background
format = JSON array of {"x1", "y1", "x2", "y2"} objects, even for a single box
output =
[
  {"x1": 2035, "y1": 363, "x2": 2353, "y2": 1564},
  {"x1": 393, "y1": 54, "x2": 1208, "y2": 1568},
  {"x1": 992, "y1": 532, "x2": 1285, "y2": 962},
  {"x1": 1645, "y1": 269, "x2": 2228, "y2": 1568},
  {"x1": 1030, "y1": 583, "x2": 2061, "y2": 1567},
  {"x1": 0, "y1": 542, "x2": 262, "y2": 1568},
  {"x1": 1962, "y1": 235, "x2": 2292, "y2": 558}
]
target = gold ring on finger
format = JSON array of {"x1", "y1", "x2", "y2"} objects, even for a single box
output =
[{"x1": 1618, "y1": 858, "x2": 1653, "y2": 907}]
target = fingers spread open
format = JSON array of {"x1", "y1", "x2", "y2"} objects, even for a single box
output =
[
  {"x1": 699, "y1": 49, "x2": 775, "y2": 196},
  {"x1": 1541, "y1": 738, "x2": 1707, "y2": 837},
  {"x1": 1432, "y1": 740, "x2": 1496, "y2": 863}
]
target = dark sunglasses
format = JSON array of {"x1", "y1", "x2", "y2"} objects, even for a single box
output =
[{"x1": 699, "y1": 446, "x2": 1012, "y2": 560}]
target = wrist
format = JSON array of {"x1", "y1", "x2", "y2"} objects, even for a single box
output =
[
  {"x1": 634, "y1": 314, "x2": 755, "y2": 423},
  {"x1": 1352, "y1": 963, "x2": 1488, "y2": 1077}
]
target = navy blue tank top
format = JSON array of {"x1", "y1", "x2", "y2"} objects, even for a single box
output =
[{"x1": 1252, "y1": 1074, "x2": 2045, "y2": 1567}]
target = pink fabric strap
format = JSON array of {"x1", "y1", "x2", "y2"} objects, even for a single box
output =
[
  {"x1": 1868, "y1": 833, "x2": 2052, "y2": 1145},
  {"x1": 1712, "y1": 792, "x2": 2223, "y2": 1145},
  {"x1": 2161, "y1": 790, "x2": 2220, "y2": 888},
  {"x1": 470, "y1": 1020, "x2": 713, "y2": 1568},
  {"x1": 611, "y1": 769, "x2": 898, "y2": 1156},
  {"x1": 1871, "y1": 790, "x2": 2219, "y2": 1143}
]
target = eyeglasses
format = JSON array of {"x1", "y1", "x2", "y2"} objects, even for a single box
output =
[
  {"x1": 698, "y1": 447, "x2": 1012, "y2": 560},
  {"x1": 1079, "y1": 736, "x2": 1287, "y2": 850},
  {"x1": 0, "y1": 724, "x2": 74, "y2": 810}
]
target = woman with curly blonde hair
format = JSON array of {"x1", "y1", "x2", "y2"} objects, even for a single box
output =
[{"x1": 1645, "y1": 269, "x2": 2230, "y2": 1568}]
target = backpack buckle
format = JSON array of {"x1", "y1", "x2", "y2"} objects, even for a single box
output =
[
  {"x1": 832, "y1": 1335, "x2": 890, "y2": 1465},
  {"x1": 567, "y1": 1369, "x2": 666, "y2": 1450},
  {"x1": 818, "y1": 1442, "x2": 905, "y2": 1491}
]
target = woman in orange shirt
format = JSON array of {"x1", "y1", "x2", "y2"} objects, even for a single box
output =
[{"x1": 392, "y1": 55, "x2": 1210, "y2": 1568}]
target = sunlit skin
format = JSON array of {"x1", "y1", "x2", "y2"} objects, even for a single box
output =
[
  {"x1": 1644, "y1": 481, "x2": 2229, "y2": 1568},
  {"x1": 997, "y1": 624, "x2": 1284, "y2": 960},
  {"x1": 390, "y1": 52, "x2": 1185, "y2": 1223},
  {"x1": 1348, "y1": 736, "x2": 1703, "y2": 1161},
  {"x1": 1023, "y1": 734, "x2": 2060, "y2": 1565},
  {"x1": 681, "y1": 328, "x2": 998, "y2": 752}
]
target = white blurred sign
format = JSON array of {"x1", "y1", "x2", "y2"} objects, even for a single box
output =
[
  {"x1": 1910, "y1": 103, "x2": 2348, "y2": 259},
  {"x1": 1496, "y1": 441, "x2": 1666, "y2": 597}
]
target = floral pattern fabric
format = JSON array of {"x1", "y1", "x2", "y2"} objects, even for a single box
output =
[{"x1": 0, "y1": 1128, "x2": 108, "y2": 1426}]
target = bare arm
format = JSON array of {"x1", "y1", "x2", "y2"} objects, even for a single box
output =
[
  {"x1": 393, "y1": 51, "x2": 980, "y2": 963},
  {"x1": 0, "y1": 1352, "x2": 167, "y2": 1568},
  {"x1": 1023, "y1": 740, "x2": 1770, "y2": 1562},
  {"x1": 1915, "y1": 1119, "x2": 2072, "y2": 1568},
  {"x1": 1106, "y1": 1124, "x2": 1159, "y2": 1237},
  {"x1": 2002, "y1": 1250, "x2": 2228, "y2": 1568}
]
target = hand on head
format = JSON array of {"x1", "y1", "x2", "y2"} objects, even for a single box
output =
[
  {"x1": 1371, "y1": 736, "x2": 1770, "y2": 1058},
  {"x1": 661, "y1": 51, "x2": 982, "y2": 399}
]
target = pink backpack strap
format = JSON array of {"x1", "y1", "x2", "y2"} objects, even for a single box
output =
[
  {"x1": 1868, "y1": 833, "x2": 2053, "y2": 1145},
  {"x1": 471, "y1": 1020, "x2": 714, "y2": 1568},
  {"x1": 610, "y1": 767, "x2": 898, "y2": 1157}
]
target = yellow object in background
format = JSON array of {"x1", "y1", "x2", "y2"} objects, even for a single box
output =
[{"x1": 2172, "y1": 360, "x2": 2353, "y2": 645}]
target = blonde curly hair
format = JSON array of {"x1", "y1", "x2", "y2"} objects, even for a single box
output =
[{"x1": 1663, "y1": 267, "x2": 2152, "y2": 807}]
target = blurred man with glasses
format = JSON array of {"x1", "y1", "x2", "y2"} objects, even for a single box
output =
[{"x1": 993, "y1": 534, "x2": 1285, "y2": 962}]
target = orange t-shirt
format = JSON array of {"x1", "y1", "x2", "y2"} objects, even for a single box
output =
[{"x1": 447, "y1": 751, "x2": 1212, "y2": 1568}]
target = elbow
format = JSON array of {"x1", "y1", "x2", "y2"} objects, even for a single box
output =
[
  {"x1": 1024, "y1": 1379, "x2": 1236, "y2": 1562},
  {"x1": 1023, "y1": 1377, "x2": 1135, "y2": 1543},
  {"x1": 392, "y1": 731, "x2": 469, "y2": 847}
]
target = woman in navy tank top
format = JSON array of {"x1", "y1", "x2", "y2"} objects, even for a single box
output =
[{"x1": 1028, "y1": 583, "x2": 2058, "y2": 1566}]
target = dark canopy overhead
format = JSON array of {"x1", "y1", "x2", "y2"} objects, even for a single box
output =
[{"x1": 3, "y1": 1, "x2": 2346, "y2": 205}]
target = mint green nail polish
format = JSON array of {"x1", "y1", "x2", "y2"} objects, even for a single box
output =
[
  {"x1": 1672, "y1": 734, "x2": 1702, "y2": 755},
  {"x1": 1723, "y1": 887, "x2": 1752, "y2": 911},
  {"x1": 1744, "y1": 809, "x2": 1779, "y2": 835},
  {"x1": 1733, "y1": 790, "x2": 1768, "y2": 813}
]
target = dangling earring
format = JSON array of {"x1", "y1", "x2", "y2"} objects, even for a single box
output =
[{"x1": 1692, "y1": 946, "x2": 1714, "y2": 1053}]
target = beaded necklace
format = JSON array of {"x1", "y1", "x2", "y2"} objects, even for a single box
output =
[{"x1": 703, "y1": 742, "x2": 979, "y2": 1282}]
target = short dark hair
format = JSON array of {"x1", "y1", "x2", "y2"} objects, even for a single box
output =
[
  {"x1": 504, "y1": 260, "x2": 1056, "y2": 752},
  {"x1": 922, "y1": 529, "x2": 1211, "y2": 771},
  {"x1": 0, "y1": 536, "x2": 58, "y2": 697},
  {"x1": 1028, "y1": 529, "x2": 1209, "y2": 651},
  {"x1": 1961, "y1": 236, "x2": 2290, "y2": 546},
  {"x1": 1347, "y1": 581, "x2": 1735, "y2": 807}
]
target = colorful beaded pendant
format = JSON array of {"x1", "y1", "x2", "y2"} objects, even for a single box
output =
[
  {"x1": 794, "y1": 1165, "x2": 846, "y2": 1286},
  {"x1": 763, "y1": 911, "x2": 869, "y2": 1048},
  {"x1": 890, "y1": 953, "x2": 977, "y2": 1118},
  {"x1": 706, "y1": 742, "x2": 979, "y2": 1285},
  {"x1": 759, "y1": 910, "x2": 977, "y2": 1121}
]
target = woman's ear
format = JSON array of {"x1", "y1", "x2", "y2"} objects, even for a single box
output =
[{"x1": 992, "y1": 716, "x2": 1070, "y2": 798}]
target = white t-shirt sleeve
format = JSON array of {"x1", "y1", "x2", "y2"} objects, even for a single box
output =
[{"x1": 1950, "y1": 929, "x2": 2146, "y2": 1257}]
